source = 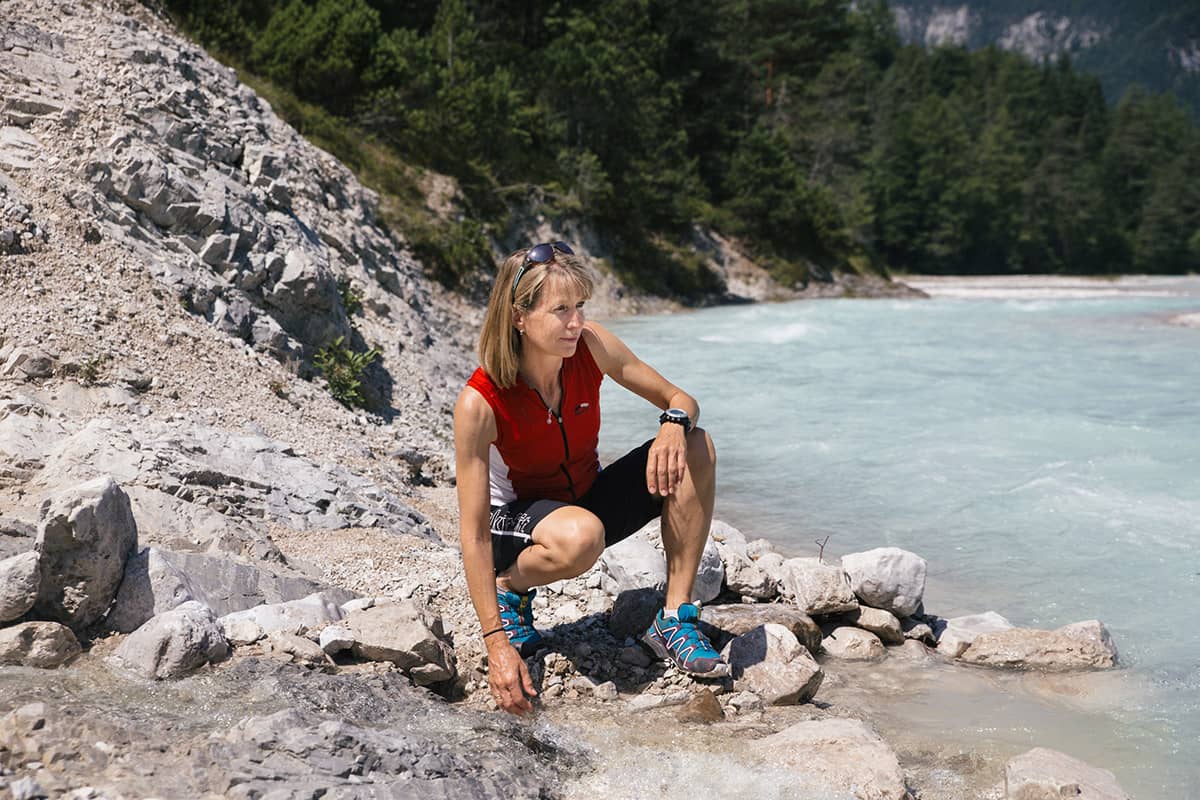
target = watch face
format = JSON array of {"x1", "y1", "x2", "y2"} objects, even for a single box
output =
[{"x1": 665, "y1": 409, "x2": 687, "y2": 421}]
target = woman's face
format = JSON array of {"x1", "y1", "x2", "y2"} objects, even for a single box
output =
[{"x1": 517, "y1": 278, "x2": 586, "y2": 359}]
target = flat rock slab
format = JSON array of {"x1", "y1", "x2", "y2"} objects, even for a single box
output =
[
  {"x1": 1006, "y1": 747, "x2": 1131, "y2": 799},
  {"x1": 841, "y1": 547, "x2": 926, "y2": 618},
  {"x1": 778, "y1": 557, "x2": 859, "y2": 616},
  {"x1": 722, "y1": 623, "x2": 823, "y2": 705},
  {"x1": 0, "y1": 621, "x2": 80, "y2": 668},
  {"x1": 700, "y1": 603, "x2": 822, "y2": 654},
  {"x1": 109, "y1": 601, "x2": 229, "y2": 679},
  {"x1": 937, "y1": 611, "x2": 1013, "y2": 658},
  {"x1": 749, "y1": 717, "x2": 912, "y2": 800},
  {"x1": 960, "y1": 620, "x2": 1119, "y2": 672},
  {"x1": 218, "y1": 591, "x2": 345, "y2": 636},
  {"x1": 107, "y1": 546, "x2": 352, "y2": 633}
]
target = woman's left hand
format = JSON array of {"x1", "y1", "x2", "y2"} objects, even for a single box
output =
[{"x1": 647, "y1": 423, "x2": 688, "y2": 496}]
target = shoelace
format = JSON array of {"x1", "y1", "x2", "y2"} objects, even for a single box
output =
[{"x1": 664, "y1": 618, "x2": 716, "y2": 657}]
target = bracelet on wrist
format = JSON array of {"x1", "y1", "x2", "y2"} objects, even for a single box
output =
[{"x1": 482, "y1": 627, "x2": 506, "y2": 640}]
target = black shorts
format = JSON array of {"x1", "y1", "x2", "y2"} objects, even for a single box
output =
[{"x1": 489, "y1": 438, "x2": 663, "y2": 574}]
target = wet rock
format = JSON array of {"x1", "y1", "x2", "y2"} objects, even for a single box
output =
[
  {"x1": 722, "y1": 623, "x2": 824, "y2": 705},
  {"x1": 627, "y1": 690, "x2": 690, "y2": 712},
  {"x1": 0, "y1": 550, "x2": 40, "y2": 621},
  {"x1": 109, "y1": 601, "x2": 229, "y2": 679},
  {"x1": 778, "y1": 557, "x2": 858, "y2": 616},
  {"x1": 937, "y1": 611, "x2": 1013, "y2": 658},
  {"x1": 841, "y1": 547, "x2": 927, "y2": 618},
  {"x1": 960, "y1": 620, "x2": 1119, "y2": 671},
  {"x1": 0, "y1": 621, "x2": 81, "y2": 668},
  {"x1": 106, "y1": 546, "x2": 351, "y2": 633},
  {"x1": 1005, "y1": 747, "x2": 1131, "y2": 799},
  {"x1": 33, "y1": 475, "x2": 138, "y2": 632},
  {"x1": 750, "y1": 718, "x2": 912, "y2": 800},
  {"x1": 822, "y1": 626, "x2": 887, "y2": 661},
  {"x1": 901, "y1": 615, "x2": 937, "y2": 645},
  {"x1": 700, "y1": 603, "x2": 822, "y2": 654},
  {"x1": 676, "y1": 688, "x2": 724, "y2": 724},
  {"x1": 346, "y1": 600, "x2": 456, "y2": 685},
  {"x1": 218, "y1": 591, "x2": 345, "y2": 636},
  {"x1": 835, "y1": 605, "x2": 904, "y2": 645}
]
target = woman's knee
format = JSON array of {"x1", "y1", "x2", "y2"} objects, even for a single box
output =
[
  {"x1": 538, "y1": 508, "x2": 605, "y2": 569},
  {"x1": 687, "y1": 427, "x2": 716, "y2": 474}
]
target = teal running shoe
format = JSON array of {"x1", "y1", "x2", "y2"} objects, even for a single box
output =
[
  {"x1": 641, "y1": 603, "x2": 730, "y2": 677},
  {"x1": 496, "y1": 586, "x2": 543, "y2": 657}
]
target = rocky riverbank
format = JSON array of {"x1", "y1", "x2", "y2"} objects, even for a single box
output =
[{"x1": 0, "y1": 1, "x2": 1135, "y2": 798}]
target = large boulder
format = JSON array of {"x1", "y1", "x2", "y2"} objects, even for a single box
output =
[
  {"x1": 960, "y1": 620, "x2": 1119, "y2": 672},
  {"x1": 218, "y1": 592, "x2": 345, "y2": 636},
  {"x1": 778, "y1": 557, "x2": 858, "y2": 616},
  {"x1": 721, "y1": 624, "x2": 823, "y2": 705},
  {"x1": 106, "y1": 547, "x2": 352, "y2": 633},
  {"x1": 0, "y1": 550, "x2": 40, "y2": 622},
  {"x1": 33, "y1": 476, "x2": 139, "y2": 631},
  {"x1": 840, "y1": 548, "x2": 926, "y2": 618},
  {"x1": 700, "y1": 603, "x2": 822, "y2": 654},
  {"x1": 822, "y1": 626, "x2": 887, "y2": 661},
  {"x1": 936, "y1": 611, "x2": 1013, "y2": 658},
  {"x1": 749, "y1": 718, "x2": 912, "y2": 800},
  {"x1": 608, "y1": 587, "x2": 664, "y2": 641},
  {"x1": 0, "y1": 621, "x2": 81, "y2": 668},
  {"x1": 346, "y1": 600, "x2": 456, "y2": 686},
  {"x1": 1005, "y1": 747, "x2": 1131, "y2": 799},
  {"x1": 109, "y1": 601, "x2": 230, "y2": 680}
]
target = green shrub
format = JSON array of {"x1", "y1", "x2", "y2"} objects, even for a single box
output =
[
  {"x1": 337, "y1": 278, "x2": 363, "y2": 316},
  {"x1": 314, "y1": 336, "x2": 379, "y2": 408}
]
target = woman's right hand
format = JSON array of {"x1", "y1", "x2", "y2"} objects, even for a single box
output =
[{"x1": 487, "y1": 637, "x2": 538, "y2": 715}]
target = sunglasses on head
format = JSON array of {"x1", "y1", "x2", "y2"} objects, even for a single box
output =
[{"x1": 511, "y1": 241, "x2": 574, "y2": 302}]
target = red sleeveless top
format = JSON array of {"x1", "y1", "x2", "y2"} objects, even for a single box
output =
[{"x1": 466, "y1": 338, "x2": 603, "y2": 505}]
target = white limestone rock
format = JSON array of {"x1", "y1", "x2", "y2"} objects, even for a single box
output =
[
  {"x1": 0, "y1": 621, "x2": 81, "y2": 668},
  {"x1": 841, "y1": 547, "x2": 927, "y2": 618},
  {"x1": 693, "y1": 537, "x2": 724, "y2": 604},
  {"x1": 822, "y1": 626, "x2": 887, "y2": 661},
  {"x1": 1005, "y1": 747, "x2": 1131, "y2": 799},
  {"x1": 599, "y1": 536, "x2": 665, "y2": 597},
  {"x1": 778, "y1": 557, "x2": 858, "y2": 616},
  {"x1": 838, "y1": 605, "x2": 904, "y2": 645},
  {"x1": 109, "y1": 602, "x2": 229, "y2": 679},
  {"x1": 346, "y1": 600, "x2": 456, "y2": 685},
  {"x1": 937, "y1": 611, "x2": 1014, "y2": 658},
  {"x1": 0, "y1": 550, "x2": 40, "y2": 622},
  {"x1": 34, "y1": 475, "x2": 138, "y2": 632},
  {"x1": 218, "y1": 592, "x2": 345, "y2": 636},
  {"x1": 721, "y1": 623, "x2": 824, "y2": 705},
  {"x1": 960, "y1": 620, "x2": 1119, "y2": 671},
  {"x1": 750, "y1": 717, "x2": 912, "y2": 800}
]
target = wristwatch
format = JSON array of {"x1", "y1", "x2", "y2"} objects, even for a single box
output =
[{"x1": 659, "y1": 408, "x2": 692, "y2": 433}]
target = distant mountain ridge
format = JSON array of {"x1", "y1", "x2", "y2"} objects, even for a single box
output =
[{"x1": 890, "y1": 1, "x2": 1200, "y2": 114}]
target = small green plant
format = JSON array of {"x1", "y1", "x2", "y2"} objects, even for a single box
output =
[
  {"x1": 337, "y1": 278, "x2": 363, "y2": 317},
  {"x1": 313, "y1": 336, "x2": 379, "y2": 408},
  {"x1": 79, "y1": 354, "x2": 107, "y2": 386}
]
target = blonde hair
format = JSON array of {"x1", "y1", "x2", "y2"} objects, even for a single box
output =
[{"x1": 478, "y1": 247, "x2": 594, "y2": 388}]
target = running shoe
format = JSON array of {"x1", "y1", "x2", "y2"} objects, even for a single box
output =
[
  {"x1": 641, "y1": 603, "x2": 730, "y2": 677},
  {"x1": 496, "y1": 586, "x2": 542, "y2": 657}
]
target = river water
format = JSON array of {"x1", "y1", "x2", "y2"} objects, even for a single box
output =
[{"x1": 597, "y1": 276, "x2": 1200, "y2": 799}]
